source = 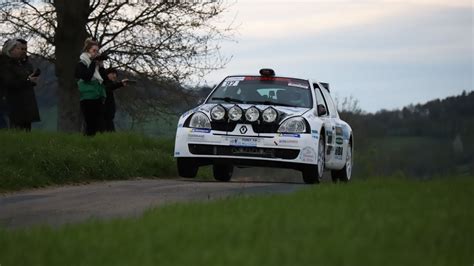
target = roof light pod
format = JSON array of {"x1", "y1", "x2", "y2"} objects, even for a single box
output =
[
  {"x1": 210, "y1": 105, "x2": 225, "y2": 121},
  {"x1": 262, "y1": 107, "x2": 278, "y2": 123},
  {"x1": 259, "y1": 68, "x2": 275, "y2": 77},
  {"x1": 228, "y1": 105, "x2": 243, "y2": 121},
  {"x1": 245, "y1": 106, "x2": 260, "y2": 122}
]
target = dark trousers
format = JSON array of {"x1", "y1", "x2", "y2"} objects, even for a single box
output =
[
  {"x1": 104, "y1": 118, "x2": 115, "y2": 132},
  {"x1": 80, "y1": 99, "x2": 104, "y2": 136}
]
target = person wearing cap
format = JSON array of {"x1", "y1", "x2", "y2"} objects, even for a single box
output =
[
  {"x1": 103, "y1": 67, "x2": 128, "y2": 132},
  {"x1": 0, "y1": 38, "x2": 40, "y2": 131}
]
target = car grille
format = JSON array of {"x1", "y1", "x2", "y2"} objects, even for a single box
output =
[{"x1": 188, "y1": 144, "x2": 300, "y2": 160}]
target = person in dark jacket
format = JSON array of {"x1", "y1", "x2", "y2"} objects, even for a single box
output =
[
  {"x1": 75, "y1": 38, "x2": 107, "y2": 136},
  {"x1": 103, "y1": 68, "x2": 128, "y2": 132},
  {"x1": 0, "y1": 49, "x2": 8, "y2": 129},
  {"x1": 1, "y1": 38, "x2": 40, "y2": 131}
]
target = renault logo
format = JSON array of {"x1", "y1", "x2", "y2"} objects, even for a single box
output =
[{"x1": 239, "y1": 126, "x2": 248, "y2": 134}]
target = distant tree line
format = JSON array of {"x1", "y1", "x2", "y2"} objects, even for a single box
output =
[{"x1": 338, "y1": 91, "x2": 474, "y2": 178}]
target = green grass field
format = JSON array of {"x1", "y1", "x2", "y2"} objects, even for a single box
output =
[
  {"x1": 0, "y1": 131, "x2": 211, "y2": 191},
  {"x1": 1, "y1": 177, "x2": 472, "y2": 266}
]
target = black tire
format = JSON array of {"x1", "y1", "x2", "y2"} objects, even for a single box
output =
[
  {"x1": 331, "y1": 141, "x2": 352, "y2": 183},
  {"x1": 302, "y1": 165, "x2": 320, "y2": 184},
  {"x1": 177, "y1": 158, "x2": 198, "y2": 178},
  {"x1": 301, "y1": 134, "x2": 325, "y2": 184},
  {"x1": 213, "y1": 163, "x2": 233, "y2": 182}
]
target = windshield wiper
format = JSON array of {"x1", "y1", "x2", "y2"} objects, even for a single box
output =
[
  {"x1": 247, "y1": 100, "x2": 295, "y2": 107},
  {"x1": 211, "y1": 97, "x2": 244, "y2": 104}
]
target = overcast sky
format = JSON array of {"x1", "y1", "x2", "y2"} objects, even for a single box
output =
[{"x1": 204, "y1": 0, "x2": 473, "y2": 113}]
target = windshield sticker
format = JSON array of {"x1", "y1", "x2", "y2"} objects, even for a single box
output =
[
  {"x1": 225, "y1": 76, "x2": 245, "y2": 82},
  {"x1": 223, "y1": 80, "x2": 240, "y2": 87},
  {"x1": 288, "y1": 82, "x2": 309, "y2": 89}
]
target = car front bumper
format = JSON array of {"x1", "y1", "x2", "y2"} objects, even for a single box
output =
[{"x1": 174, "y1": 127, "x2": 320, "y2": 166}]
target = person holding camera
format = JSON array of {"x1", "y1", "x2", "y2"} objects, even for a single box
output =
[
  {"x1": 0, "y1": 38, "x2": 40, "y2": 131},
  {"x1": 75, "y1": 38, "x2": 108, "y2": 136},
  {"x1": 103, "y1": 68, "x2": 129, "y2": 132}
]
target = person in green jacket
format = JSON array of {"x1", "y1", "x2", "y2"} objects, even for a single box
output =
[{"x1": 75, "y1": 38, "x2": 107, "y2": 136}]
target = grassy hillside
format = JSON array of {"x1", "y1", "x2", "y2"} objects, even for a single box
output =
[
  {"x1": 1, "y1": 177, "x2": 472, "y2": 265},
  {"x1": 0, "y1": 131, "x2": 210, "y2": 191}
]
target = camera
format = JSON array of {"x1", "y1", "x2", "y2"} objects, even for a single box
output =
[{"x1": 95, "y1": 53, "x2": 109, "y2": 61}]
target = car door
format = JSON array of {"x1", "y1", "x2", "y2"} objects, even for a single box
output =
[{"x1": 314, "y1": 84, "x2": 338, "y2": 166}]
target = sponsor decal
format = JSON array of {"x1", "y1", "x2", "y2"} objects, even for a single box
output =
[
  {"x1": 279, "y1": 133, "x2": 301, "y2": 138},
  {"x1": 327, "y1": 145, "x2": 333, "y2": 155},
  {"x1": 225, "y1": 76, "x2": 245, "y2": 82},
  {"x1": 278, "y1": 139, "x2": 299, "y2": 145},
  {"x1": 327, "y1": 130, "x2": 333, "y2": 144},
  {"x1": 288, "y1": 82, "x2": 309, "y2": 89},
  {"x1": 311, "y1": 130, "x2": 318, "y2": 134},
  {"x1": 335, "y1": 147, "x2": 343, "y2": 160},
  {"x1": 223, "y1": 80, "x2": 240, "y2": 87},
  {"x1": 335, "y1": 126, "x2": 343, "y2": 136},
  {"x1": 188, "y1": 134, "x2": 205, "y2": 140},
  {"x1": 192, "y1": 128, "x2": 211, "y2": 133},
  {"x1": 300, "y1": 147, "x2": 316, "y2": 163},
  {"x1": 336, "y1": 137, "x2": 344, "y2": 145},
  {"x1": 311, "y1": 129, "x2": 319, "y2": 139},
  {"x1": 175, "y1": 152, "x2": 180, "y2": 156}
]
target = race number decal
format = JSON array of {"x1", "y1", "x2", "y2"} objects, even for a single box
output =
[{"x1": 223, "y1": 80, "x2": 239, "y2": 87}]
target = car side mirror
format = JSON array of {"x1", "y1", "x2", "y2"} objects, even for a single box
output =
[{"x1": 317, "y1": 104, "x2": 327, "y2": 116}]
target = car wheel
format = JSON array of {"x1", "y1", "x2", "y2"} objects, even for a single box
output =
[
  {"x1": 177, "y1": 158, "x2": 198, "y2": 178},
  {"x1": 213, "y1": 163, "x2": 233, "y2": 182},
  {"x1": 331, "y1": 141, "x2": 352, "y2": 183},
  {"x1": 301, "y1": 135, "x2": 325, "y2": 184}
]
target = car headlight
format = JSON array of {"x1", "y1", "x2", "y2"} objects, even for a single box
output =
[
  {"x1": 189, "y1": 112, "x2": 211, "y2": 129},
  {"x1": 245, "y1": 106, "x2": 260, "y2": 122},
  {"x1": 278, "y1": 117, "x2": 306, "y2": 133},
  {"x1": 228, "y1": 105, "x2": 243, "y2": 121},
  {"x1": 210, "y1": 105, "x2": 225, "y2": 121},
  {"x1": 262, "y1": 107, "x2": 278, "y2": 123}
]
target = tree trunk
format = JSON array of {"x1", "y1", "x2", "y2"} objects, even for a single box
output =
[{"x1": 54, "y1": 0, "x2": 90, "y2": 132}]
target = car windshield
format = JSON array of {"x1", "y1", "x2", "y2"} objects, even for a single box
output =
[{"x1": 206, "y1": 76, "x2": 312, "y2": 108}]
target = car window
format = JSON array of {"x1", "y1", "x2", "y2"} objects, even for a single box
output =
[
  {"x1": 320, "y1": 88, "x2": 338, "y2": 118},
  {"x1": 207, "y1": 76, "x2": 312, "y2": 108},
  {"x1": 314, "y1": 88, "x2": 329, "y2": 116}
]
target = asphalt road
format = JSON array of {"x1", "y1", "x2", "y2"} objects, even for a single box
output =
[{"x1": 0, "y1": 169, "x2": 307, "y2": 229}]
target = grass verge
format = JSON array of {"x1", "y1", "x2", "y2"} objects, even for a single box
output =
[
  {"x1": 0, "y1": 131, "x2": 210, "y2": 191},
  {"x1": 1, "y1": 177, "x2": 472, "y2": 265}
]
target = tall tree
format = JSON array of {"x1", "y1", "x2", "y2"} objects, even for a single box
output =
[{"x1": 0, "y1": 0, "x2": 230, "y2": 131}]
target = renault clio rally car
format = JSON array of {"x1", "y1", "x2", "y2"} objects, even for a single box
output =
[{"x1": 174, "y1": 69, "x2": 353, "y2": 184}]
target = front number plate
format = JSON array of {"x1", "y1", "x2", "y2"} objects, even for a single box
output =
[{"x1": 228, "y1": 137, "x2": 258, "y2": 147}]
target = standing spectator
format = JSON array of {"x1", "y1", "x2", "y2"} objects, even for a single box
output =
[
  {"x1": 103, "y1": 67, "x2": 128, "y2": 132},
  {"x1": 1, "y1": 38, "x2": 40, "y2": 131},
  {"x1": 0, "y1": 42, "x2": 8, "y2": 129},
  {"x1": 75, "y1": 38, "x2": 107, "y2": 136}
]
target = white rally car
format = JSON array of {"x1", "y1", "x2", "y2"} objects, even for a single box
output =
[{"x1": 174, "y1": 69, "x2": 353, "y2": 184}]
